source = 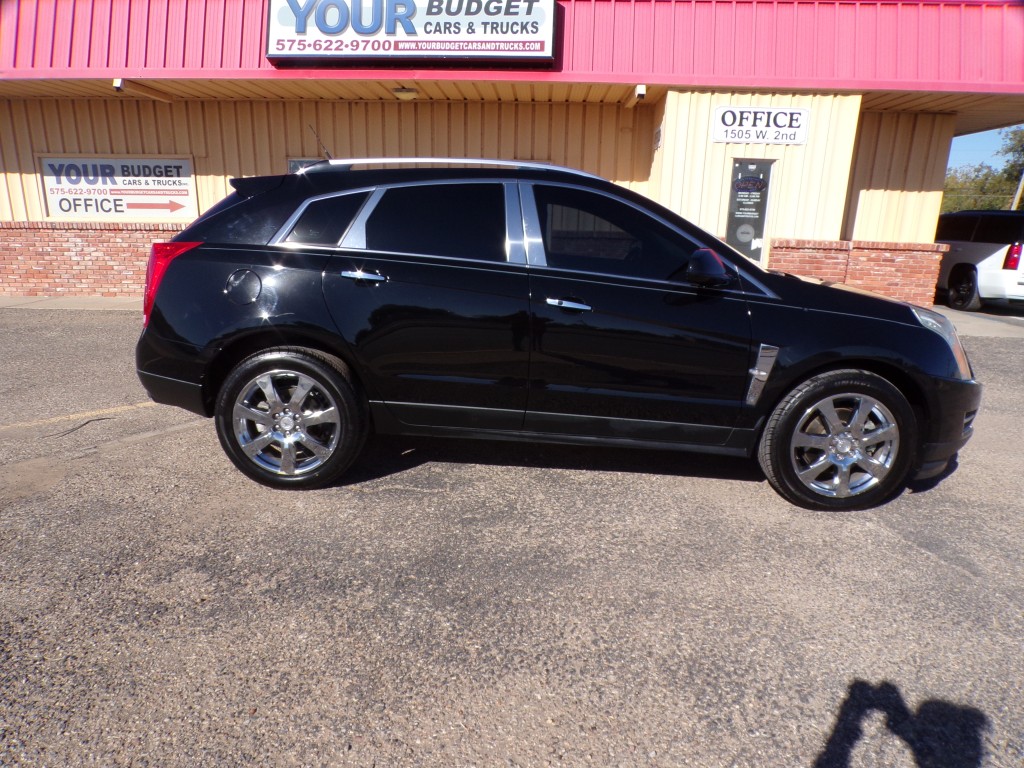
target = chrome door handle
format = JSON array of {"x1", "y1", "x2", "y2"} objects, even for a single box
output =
[
  {"x1": 546, "y1": 298, "x2": 592, "y2": 312},
  {"x1": 340, "y1": 269, "x2": 387, "y2": 284}
]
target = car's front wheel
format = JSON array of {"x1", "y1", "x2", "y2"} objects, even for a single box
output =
[
  {"x1": 214, "y1": 348, "x2": 367, "y2": 489},
  {"x1": 758, "y1": 370, "x2": 917, "y2": 510}
]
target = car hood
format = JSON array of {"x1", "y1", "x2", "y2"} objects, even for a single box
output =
[{"x1": 758, "y1": 269, "x2": 919, "y2": 323}]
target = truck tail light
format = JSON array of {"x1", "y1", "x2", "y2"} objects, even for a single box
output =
[
  {"x1": 1003, "y1": 242, "x2": 1022, "y2": 271},
  {"x1": 144, "y1": 242, "x2": 201, "y2": 325}
]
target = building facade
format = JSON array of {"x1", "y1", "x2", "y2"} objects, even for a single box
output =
[{"x1": 2, "y1": 0, "x2": 1023, "y2": 304}]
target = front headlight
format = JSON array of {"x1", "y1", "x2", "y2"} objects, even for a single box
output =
[{"x1": 911, "y1": 306, "x2": 973, "y2": 380}]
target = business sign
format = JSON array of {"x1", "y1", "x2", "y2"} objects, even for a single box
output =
[
  {"x1": 266, "y1": 0, "x2": 555, "y2": 60},
  {"x1": 713, "y1": 107, "x2": 809, "y2": 145},
  {"x1": 726, "y1": 159, "x2": 774, "y2": 263},
  {"x1": 40, "y1": 156, "x2": 198, "y2": 222}
]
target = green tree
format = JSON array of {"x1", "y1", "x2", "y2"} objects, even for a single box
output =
[
  {"x1": 942, "y1": 162, "x2": 1015, "y2": 213},
  {"x1": 942, "y1": 124, "x2": 1024, "y2": 212},
  {"x1": 996, "y1": 126, "x2": 1024, "y2": 187}
]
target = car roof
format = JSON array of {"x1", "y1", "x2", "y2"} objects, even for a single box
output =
[
  {"x1": 940, "y1": 209, "x2": 1024, "y2": 218},
  {"x1": 228, "y1": 157, "x2": 667, "y2": 217}
]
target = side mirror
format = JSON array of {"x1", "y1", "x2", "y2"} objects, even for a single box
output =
[{"x1": 685, "y1": 248, "x2": 735, "y2": 288}]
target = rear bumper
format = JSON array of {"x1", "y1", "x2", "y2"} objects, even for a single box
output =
[
  {"x1": 135, "y1": 328, "x2": 212, "y2": 417},
  {"x1": 137, "y1": 369, "x2": 208, "y2": 416}
]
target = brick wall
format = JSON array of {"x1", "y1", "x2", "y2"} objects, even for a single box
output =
[
  {"x1": 0, "y1": 222, "x2": 179, "y2": 298},
  {"x1": 769, "y1": 239, "x2": 948, "y2": 307}
]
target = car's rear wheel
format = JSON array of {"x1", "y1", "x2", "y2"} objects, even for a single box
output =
[
  {"x1": 214, "y1": 348, "x2": 367, "y2": 489},
  {"x1": 758, "y1": 370, "x2": 917, "y2": 510},
  {"x1": 947, "y1": 264, "x2": 983, "y2": 311}
]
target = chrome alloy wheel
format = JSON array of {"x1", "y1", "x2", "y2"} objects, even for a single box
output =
[
  {"x1": 789, "y1": 392, "x2": 900, "y2": 499},
  {"x1": 231, "y1": 369, "x2": 341, "y2": 477}
]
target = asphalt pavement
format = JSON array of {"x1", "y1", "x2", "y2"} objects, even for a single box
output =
[{"x1": 1, "y1": 299, "x2": 1022, "y2": 766}]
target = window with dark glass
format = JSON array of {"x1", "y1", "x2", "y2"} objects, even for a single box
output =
[
  {"x1": 365, "y1": 184, "x2": 507, "y2": 261},
  {"x1": 533, "y1": 185, "x2": 698, "y2": 281},
  {"x1": 184, "y1": 193, "x2": 299, "y2": 245},
  {"x1": 936, "y1": 214, "x2": 979, "y2": 242},
  {"x1": 283, "y1": 192, "x2": 369, "y2": 246},
  {"x1": 974, "y1": 215, "x2": 1024, "y2": 245}
]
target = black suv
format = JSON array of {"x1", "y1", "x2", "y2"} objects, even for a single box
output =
[{"x1": 136, "y1": 159, "x2": 981, "y2": 510}]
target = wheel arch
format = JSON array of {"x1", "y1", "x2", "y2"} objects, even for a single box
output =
[
  {"x1": 201, "y1": 328, "x2": 367, "y2": 416},
  {"x1": 757, "y1": 357, "x2": 929, "y2": 448}
]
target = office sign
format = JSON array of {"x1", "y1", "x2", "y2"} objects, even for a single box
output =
[
  {"x1": 713, "y1": 107, "x2": 809, "y2": 145},
  {"x1": 40, "y1": 156, "x2": 198, "y2": 222},
  {"x1": 267, "y1": 0, "x2": 555, "y2": 61},
  {"x1": 726, "y1": 159, "x2": 774, "y2": 263}
]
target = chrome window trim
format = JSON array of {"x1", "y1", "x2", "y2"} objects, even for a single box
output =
[
  {"x1": 518, "y1": 183, "x2": 546, "y2": 267},
  {"x1": 503, "y1": 183, "x2": 527, "y2": 265},
  {"x1": 340, "y1": 187, "x2": 386, "y2": 250}
]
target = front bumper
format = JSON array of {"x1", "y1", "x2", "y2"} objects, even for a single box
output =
[{"x1": 914, "y1": 376, "x2": 982, "y2": 478}]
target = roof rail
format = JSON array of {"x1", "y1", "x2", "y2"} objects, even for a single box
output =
[{"x1": 297, "y1": 157, "x2": 603, "y2": 181}]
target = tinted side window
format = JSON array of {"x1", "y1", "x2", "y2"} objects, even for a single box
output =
[
  {"x1": 365, "y1": 184, "x2": 506, "y2": 261},
  {"x1": 284, "y1": 192, "x2": 369, "y2": 246},
  {"x1": 974, "y1": 215, "x2": 1024, "y2": 244},
  {"x1": 181, "y1": 193, "x2": 299, "y2": 245},
  {"x1": 533, "y1": 185, "x2": 698, "y2": 281},
  {"x1": 936, "y1": 214, "x2": 978, "y2": 242}
]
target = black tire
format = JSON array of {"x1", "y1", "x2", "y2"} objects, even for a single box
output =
[
  {"x1": 947, "y1": 265, "x2": 983, "y2": 311},
  {"x1": 757, "y1": 370, "x2": 917, "y2": 511},
  {"x1": 214, "y1": 347, "x2": 368, "y2": 489}
]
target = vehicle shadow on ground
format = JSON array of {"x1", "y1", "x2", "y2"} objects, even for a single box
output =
[
  {"x1": 814, "y1": 680, "x2": 988, "y2": 768},
  {"x1": 345, "y1": 435, "x2": 766, "y2": 486},
  {"x1": 905, "y1": 454, "x2": 960, "y2": 495}
]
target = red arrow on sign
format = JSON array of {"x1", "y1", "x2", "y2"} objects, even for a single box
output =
[{"x1": 126, "y1": 200, "x2": 186, "y2": 212}]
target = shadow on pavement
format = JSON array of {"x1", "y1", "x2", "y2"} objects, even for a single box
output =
[
  {"x1": 906, "y1": 454, "x2": 960, "y2": 495},
  {"x1": 344, "y1": 435, "x2": 766, "y2": 486},
  {"x1": 815, "y1": 680, "x2": 988, "y2": 768}
]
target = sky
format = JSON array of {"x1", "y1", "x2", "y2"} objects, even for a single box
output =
[{"x1": 947, "y1": 127, "x2": 1018, "y2": 171}]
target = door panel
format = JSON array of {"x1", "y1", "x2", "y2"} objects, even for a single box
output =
[
  {"x1": 322, "y1": 181, "x2": 530, "y2": 430},
  {"x1": 522, "y1": 182, "x2": 752, "y2": 444},
  {"x1": 323, "y1": 255, "x2": 530, "y2": 428},
  {"x1": 526, "y1": 273, "x2": 752, "y2": 442}
]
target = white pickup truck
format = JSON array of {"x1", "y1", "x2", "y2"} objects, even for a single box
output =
[{"x1": 936, "y1": 210, "x2": 1024, "y2": 310}]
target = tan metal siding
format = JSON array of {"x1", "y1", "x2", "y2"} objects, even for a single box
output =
[
  {"x1": 1, "y1": 98, "x2": 657, "y2": 221},
  {"x1": 844, "y1": 112, "x2": 956, "y2": 243},
  {"x1": 646, "y1": 91, "x2": 862, "y2": 245}
]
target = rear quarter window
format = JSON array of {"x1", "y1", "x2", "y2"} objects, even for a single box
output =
[
  {"x1": 283, "y1": 192, "x2": 369, "y2": 246},
  {"x1": 180, "y1": 192, "x2": 299, "y2": 245}
]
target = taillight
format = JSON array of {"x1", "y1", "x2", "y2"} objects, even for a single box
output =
[
  {"x1": 1003, "y1": 243, "x2": 1022, "y2": 271},
  {"x1": 143, "y1": 242, "x2": 201, "y2": 325}
]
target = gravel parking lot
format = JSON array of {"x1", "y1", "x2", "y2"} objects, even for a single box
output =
[{"x1": 1, "y1": 303, "x2": 1023, "y2": 766}]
